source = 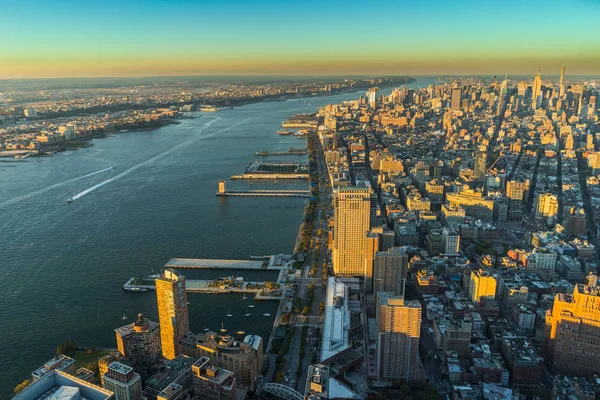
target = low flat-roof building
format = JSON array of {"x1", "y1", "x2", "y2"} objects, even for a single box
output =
[
  {"x1": 13, "y1": 370, "x2": 113, "y2": 400},
  {"x1": 31, "y1": 354, "x2": 76, "y2": 382},
  {"x1": 320, "y1": 277, "x2": 352, "y2": 364}
]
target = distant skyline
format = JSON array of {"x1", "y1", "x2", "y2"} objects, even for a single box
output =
[{"x1": 2, "y1": 0, "x2": 600, "y2": 79}]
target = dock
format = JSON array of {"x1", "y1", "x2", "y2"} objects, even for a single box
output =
[
  {"x1": 217, "y1": 189, "x2": 309, "y2": 197},
  {"x1": 255, "y1": 151, "x2": 306, "y2": 156},
  {"x1": 124, "y1": 255, "x2": 294, "y2": 300},
  {"x1": 123, "y1": 278, "x2": 283, "y2": 300},
  {"x1": 230, "y1": 174, "x2": 309, "y2": 180},
  {"x1": 216, "y1": 180, "x2": 309, "y2": 197}
]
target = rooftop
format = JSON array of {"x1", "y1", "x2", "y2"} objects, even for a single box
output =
[{"x1": 321, "y1": 277, "x2": 351, "y2": 363}]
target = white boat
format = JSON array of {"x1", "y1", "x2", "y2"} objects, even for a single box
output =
[
  {"x1": 227, "y1": 309, "x2": 233, "y2": 317},
  {"x1": 248, "y1": 305, "x2": 255, "y2": 308},
  {"x1": 122, "y1": 314, "x2": 127, "y2": 321},
  {"x1": 203, "y1": 328, "x2": 210, "y2": 332},
  {"x1": 245, "y1": 313, "x2": 252, "y2": 317},
  {"x1": 263, "y1": 313, "x2": 271, "y2": 317},
  {"x1": 242, "y1": 294, "x2": 248, "y2": 300}
]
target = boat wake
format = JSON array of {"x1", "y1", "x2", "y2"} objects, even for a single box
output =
[
  {"x1": 68, "y1": 116, "x2": 228, "y2": 201},
  {"x1": 0, "y1": 166, "x2": 115, "y2": 209}
]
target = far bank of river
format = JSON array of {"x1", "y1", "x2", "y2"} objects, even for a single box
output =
[{"x1": 0, "y1": 77, "x2": 435, "y2": 397}]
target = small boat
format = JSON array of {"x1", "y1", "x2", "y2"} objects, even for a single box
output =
[
  {"x1": 122, "y1": 314, "x2": 127, "y2": 321},
  {"x1": 220, "y1": 323, "x2": 227, "y2": 333},
  {"x1": 227, "y1": 309, "x2": 233, "y2": 317},
  {"x1": 237, "y1": 330, "x2": 245, "y2": 335},
  {"x1": 245, "y1": 313, "x2": 252, "y2": 317},
  {"x1": 264, "y1": 313, "x2": 271, "y2": 317},
  {"x1": 248, "y1": 305, "x2": 255, "y2": 308},
  {"x1": 203, "y1": 328, "x2": 210, "y2": 332},
  {"x1": 187, "y1": 302, "x2": 190, "y2": 305},
  {"x1": 67, "y1": 198, "x2": 73, "y2": 203},
  {"x1": 242, "y1": 294, "x2": 248, "y2": 300}
]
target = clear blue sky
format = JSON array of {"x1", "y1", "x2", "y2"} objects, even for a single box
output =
[{"x1": 2, "y1": 0, "x2": 599, "y2": 78}]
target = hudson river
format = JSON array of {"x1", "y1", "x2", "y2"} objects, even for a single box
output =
[{"x1": 0, "y1": 78, "x2": 434, "y2": 396}]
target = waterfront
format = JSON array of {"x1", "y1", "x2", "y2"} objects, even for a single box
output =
[{"x1": 0, "y1": 78, "x2": 435, "y2": 396}]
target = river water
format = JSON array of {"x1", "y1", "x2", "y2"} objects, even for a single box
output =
[{"x1": 0, "y1": 78, "x2": 434, "y2": 395}]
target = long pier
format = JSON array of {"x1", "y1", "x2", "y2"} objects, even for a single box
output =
[
  {"x1": 255, "y1": 151, "x2": 306, "y2": 156},
  {"x1": 230, "y1": 174, "x2": 309, "y2": 180},
  {"x1": 217, "y1": 190, "x2": 309, "y2": 197}
]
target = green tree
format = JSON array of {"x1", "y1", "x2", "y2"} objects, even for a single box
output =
[
  {"x1": 302, "y1": 306, "x2": 311, "y2": 315},
  {"x1": 14, "y1": 380, "x2": 30, "y2": 395}
]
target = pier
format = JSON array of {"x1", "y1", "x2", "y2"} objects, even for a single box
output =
[
  {"x1": 124, "y1": 255, "x2": 294, "y2": 299},
  {"x1": 255, "y1": 151, "x2": 306, "y2": 156},
  {"x1": 216, "y1": 181, "x2": 310, "y2": 197}
]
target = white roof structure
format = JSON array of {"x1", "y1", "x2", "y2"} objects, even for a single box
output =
[{"x1": 320, "y1": 277, "x2": 351, "y2": 363}]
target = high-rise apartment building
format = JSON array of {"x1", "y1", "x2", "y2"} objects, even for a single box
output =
[
  {"x1": 115, "y1": 313, "x2": 161, "y2": 377},
  {"x1": 364, "y1": 231, "x2": 380, "y2": 290},
  {"x1": 545, "y1": 274, "x2": 600, "y2": 378},
  {"x1": 373, "y1": 247, "x2": 408, "y2": 296},
  {"x1": 192, "y1": 356, "x2": 236, "y2": 400},
  {"x1": 469, "y1": 269, "x2": 497, "y2": 303},
  {"x1": 367, "y1": 87, "x2": 378, "y2": 109},
  {"x1": 156, "y1": 268, "x2": 190, "y2": 360},
  {"x1": 451, "y1": 88, "x2": 462, "y2": 110},
  {"x1": 102, "y1": 362, "x2": 142, "y2": 400},
  {"x1": 376, "y1": 293, "x2": 423, "y2": 382},
  {"x1": 332, "y1": 187, "x2": 371, "y2": 276},
  {"x1": 535, "y1": 193, "x2": 558, "y2": 222},
  {"x1": 442, "y1": 228, "x2": 460, "y2": 255},
  {"x1": 180, "y1": 332, "x2": 263, "y2": 389},
  {"x1": 506, "y1": 180, "x2": 528, "y2": 220}
]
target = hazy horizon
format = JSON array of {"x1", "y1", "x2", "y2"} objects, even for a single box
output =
[{"x1": 2, "y1": 0, "x2": 599, "y2": 79}]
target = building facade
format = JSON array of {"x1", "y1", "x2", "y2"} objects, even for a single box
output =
[
  {"x1": 156, "y1": 268, "x2": 190, "y2": 360},
  {"x1": 545, "y1": 274, "x2": 600, "y2": 377},
  {"x1": 376, "y1": 293, "x2": 423, "y2": 382},
  {"x1": 115, "y1": 313, "x2": 161, "y2": 377},
  {"x1": 373, "y1": 247, "x2": 408, "y2": 297},
  {"x1": 192, "y1": 356, "x2": 236, "y2": 400},
  {"x1": 102, "y1": 362, "x2": 142, "y2": 400},
  {"x1": 332, "y1": 187, "x2": 371, "y2": 276}
]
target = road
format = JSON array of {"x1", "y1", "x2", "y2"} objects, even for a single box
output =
[{"x1": 283, "y1": 130, "x2": 332, "y2": 392}]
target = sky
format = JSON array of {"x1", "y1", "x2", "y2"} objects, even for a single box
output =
[{"x1": 2, "y1": 0, "x2": 600, "y2": 78}]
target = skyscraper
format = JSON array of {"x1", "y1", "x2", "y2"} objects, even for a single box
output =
[
  {"x1": 332, "y1": 187, "x2": 371, "y2": 276},
  {"x1": 373, "y1": 247, "x2": 408, "y2": 296},
  {"x1": 364, "y1": 231, "x2": 380, "y2": 290},
  {"x1": 474, "y1": 145, "x2": 487, "y2": 184},
  {"x1": 367, "y1": 87, "x2": 378, "y2": 109},
  {"x1": 559, "y1": 66, "x2": 566, "y2": 97},
  {"x1": 545, "y1": 273, "x2": 600, "y2": 378},
  {"x1": 506, "y1": 180, "x2": 528, "y2": 220},
  {"x1": 376, "y1": 293, "x2": 423, "y2": 382},
  {"x1": 156, "y1": 268, "x2": 190, "y2": 360},
  {"x1": 451, "y1": 88, "x2": 462, "y2": 110},
  {"x1": 532, "y1": 67, "x2": 543, "y2": 102},
  {"x1": 497, "y1": 73, "x2": 508, "y2": 116},
  {"x1": 102, "y1": 362, "x2": 142, "y2": 400},
  {"x1": 115, "y1": 313, "x2": 161, "y2": 377}
]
